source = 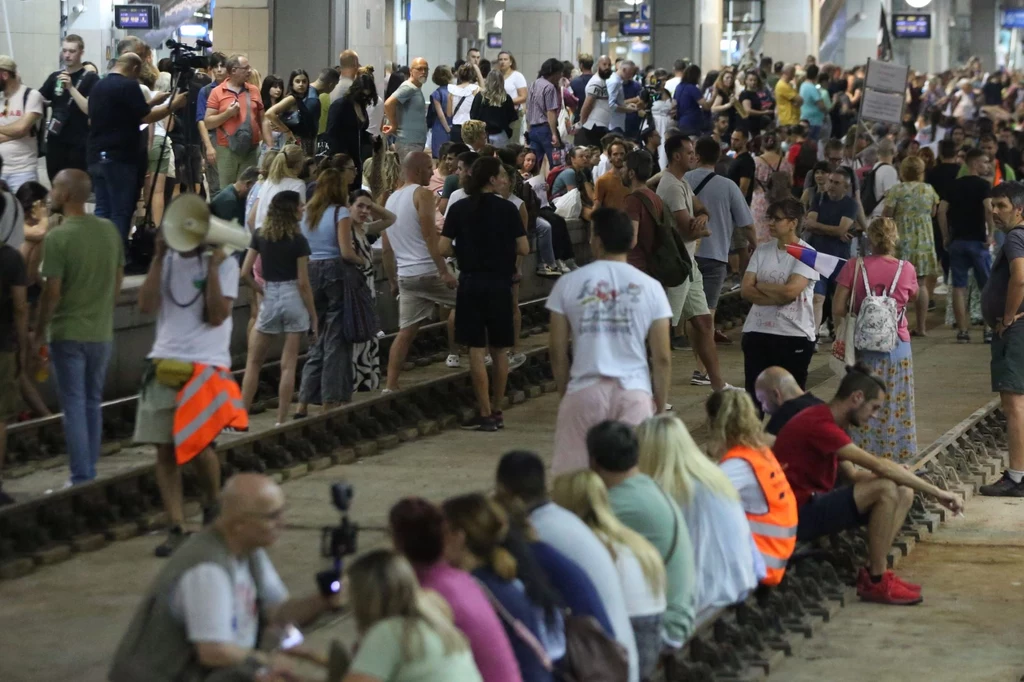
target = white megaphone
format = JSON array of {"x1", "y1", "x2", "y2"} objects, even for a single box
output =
[{"x1": 162, "y1": 194, "x2": 252, "y2": 255}]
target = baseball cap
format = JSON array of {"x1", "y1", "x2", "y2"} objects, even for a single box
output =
[{"x1": 0, "y1": 55, "x2": 16, "y2": 73}]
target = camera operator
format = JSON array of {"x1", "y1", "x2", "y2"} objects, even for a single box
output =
[
  {"x1": 109, "y1": 473, "x2": 345, "y2": 682},
  {"x1": 40, "y1": 34, "x2": 98, "y2": 181}
]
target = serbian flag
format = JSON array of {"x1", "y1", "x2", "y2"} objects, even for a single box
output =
[{"x1": 785, "y1": 244, "x2": 845, "y2": 277}]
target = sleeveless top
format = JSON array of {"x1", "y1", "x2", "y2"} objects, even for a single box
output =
[{"x1": 383, "y1": 184, "x2": 435, "y2": 277}]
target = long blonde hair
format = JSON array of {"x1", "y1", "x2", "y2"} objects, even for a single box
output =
[
  {"x1": 347, "y1": 549, "x2": 469, "y2": 661},
  {"x1": 367, "y1": 149, "x2": 401, "y2": 205},
  {"x1": 305, "y1": 168, "x2": 348, "y2": 230},
  {"x1": 268, "y1": 144, "x2": 304, "y2": 183},
  {"x1": 441, "y1": 494, "x2": 518, "y2": 581},
  {"x1": 705, "y1": 389, "x2": 768, "y2": 459},
  {"x1": 636, "y1": 414, "x2": 739, "y2": 506},
  {"x1": 551, "y1": 471, "x2": 666, "y2": 597},
  {"x1": 482, "y1": 70, "x2": 508, "y2": 107}
]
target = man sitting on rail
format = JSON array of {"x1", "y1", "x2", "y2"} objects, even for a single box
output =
[
  {"x1": 772, "y1": 362, "x2": 964, "y2": 605},
  {"x1": 754, "y1": 366, "x2": 824, "y2": 444},
  {"x1": 109, "y1": 473, "x2": 343, "y2": 681},
  {"x1": 135, "y1": 231, "x2": 246, "y2": 558}
]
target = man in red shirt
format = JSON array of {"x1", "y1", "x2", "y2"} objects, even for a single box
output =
[
  {"x1": 773, "y1": 363, "x2": 964, "y2": 605},
  {"x1": 204, "y1": 54, "x2": 264, "y2": 185}
]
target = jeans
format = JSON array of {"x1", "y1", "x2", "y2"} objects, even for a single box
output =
[
  {"x1": 299, "y1": 259, "x2": 353, "y2": 405},
  {"x1": 534, "y1": 217, "x2": 556, "y2": 266},
  {"x1": 50, "y1": 340, "x2": 113, "y2": 484},
  {"x1": 90, "y1": 158, "x2": 140, "y2": 249},
  {"x1": 948, "y1": 239, "x2": 992, "y2": 289},
  {"x1": 528, "y1": 123, "x2": 557, "y2": 166}
]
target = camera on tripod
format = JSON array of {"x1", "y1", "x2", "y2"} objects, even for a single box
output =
[
  {"x1": 165, "y1": 38, "x2": 211, "y2": 91},
  {"x1": 316, "y1": 483, "x2": 359, "y2": 598}
]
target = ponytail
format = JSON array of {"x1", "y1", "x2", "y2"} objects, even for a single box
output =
[
  {"x1": 269, "y1": 144, "x2": 303, "y2": 183},
  {"x1": 490, "y1": 546, "x2": 518, "y2": 580},
  {"x1": 463, "y1": 156, "x2": 502, "y2": 195}
]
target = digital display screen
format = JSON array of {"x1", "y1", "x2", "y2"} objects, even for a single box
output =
[
  {"x1": 1004, "y1": 9, "x2": 1024, "y2": 29},
  {"x1": 114, "y1": 5, "x2": 156, "y2": 30},
  {"x1": 487, "y1": 32, "x2": 502, "y2": 49},
  {"x1": 619, "y1": 12, "x2": 650, "y2": 36},
  {"x1": 893, "y1": 13, "x2": 931, "y2": 39}
]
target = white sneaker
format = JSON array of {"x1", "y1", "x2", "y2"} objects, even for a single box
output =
[
  {"x1": 508, "y1": 351, "x2": 527, "y2": 370},
  {"x1": 446, "y1": 354, "x2": 461, "y2": 368},
  {"x1": 381, "y1": 388, "x2": 394, "y2": 395},
  {"x1": 484, "y1": 354, "x2": 493, "y2": 366}
]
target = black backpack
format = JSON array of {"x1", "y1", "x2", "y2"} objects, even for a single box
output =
[
  {"x1": 634, "y1": 190, "x2": 692, "y2": 287},
  {"x1": 23, "y1": 88, "x2": 46, "y2": 156},
  {"x1": 861, "y1": 162, "x2": 892, "y2": 216}
]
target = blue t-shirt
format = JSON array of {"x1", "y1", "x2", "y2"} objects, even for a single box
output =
[
  {"x1": 570, "y1": 73, "x2": 590, "y2": 122},
  {"x1": 551, "y1": 168, "x2": 578, "y2": 198},
  {"x1": 530, "y1": 541, "x2": 614, "y2": 636},
  {"x1": 808, "y1": 193, "x2": 858, "y2": 259},
  {"x1": 623, "y1": 80, "x2": 643, "y2": 136},
  {"x1": 799, "y1": 81, "x2": 824, "y2": 126},
  {"x1": 301, "y1": 205, "x2": 349, "y2": 260},
  {"x1": 473, "y1": 568, "x2": 554, "y2": 682},
  {"x1": 685, "y1": 168, "x2": 754, "y2": 263},
  {"x1": 674, "y1": 82, "x2": 704, "y2": 133}
]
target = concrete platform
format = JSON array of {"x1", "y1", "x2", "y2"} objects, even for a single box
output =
[{"x1": 0, "y1": 321, "x2": 1003, "y2": 682}]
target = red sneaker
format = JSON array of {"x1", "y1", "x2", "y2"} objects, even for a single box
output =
[
  {"x1": 856, "y1": 571, "x2": 923, "y2": 605},
  {"x1": 891, "y1": 572, "x2": 921, "y2": 594},
  {"x1": 858, "y1": 567, "x2": 921, "y2": 595}
]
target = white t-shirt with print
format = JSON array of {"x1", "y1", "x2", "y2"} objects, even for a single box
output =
[
  {"x1": 582, "y1": 75, "x2": 612, "y2": 130},
  {"x1": 503, "y1": 70, "x2": 528, "y2": 110},
  {"x1": 742, "y1": 239, "x2": 819, "y2": 340},
  {"x1": 171, "y1": 554, "x2": 289, "y2": 648},
  {"x1": 0, "y1": 84, "x2": 44, "y2": 174},
  {"x1": 448, "y1": 83, "x2": 479, "y2": 125},
  {"x1": 148, "y1": 252, "x2": 241, "y2": 368},
  {"x1": 547, "y1": 260, "x2": 672, "y2": 395}
]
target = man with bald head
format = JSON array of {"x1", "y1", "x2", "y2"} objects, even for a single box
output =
[
  {"x1": 754, "y1": 366, "x2": 823, "y2": 437},
  {"x1": 88, "y1": 51, "x2": 186, "y2": 249},
  {"x1": 110, "y1": 474, "x2": 344, "y2": 681},
  {"x1": 381, "y1": 151, "x2": 458, "y2": 392},
  {"x1": 33, "y1": 170, "x2": 123, "y2": 486},
  {"x1": 329, "y1": 49, "x2": 361, "y2": 102},
  {"x1": 383, "y1": 57, "x2": 429, "y2": 162}
]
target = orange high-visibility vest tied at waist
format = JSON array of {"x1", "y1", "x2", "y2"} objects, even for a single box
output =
[
  {"x1": 721, "y1": 445, "x2": 798, "y2": 586},
  {"x1": 173, "y1": 364, "x2": 248, "y2": 465}
]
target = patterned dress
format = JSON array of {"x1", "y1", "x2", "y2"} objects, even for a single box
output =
[
  {"x1": 351, "y1": 224, "x2": 380, "y2": 391},
  {"x1": 852, "y1": 340, "x2": 917, "y2": 464},
  {"x1": 751, "y1": 154, "x2": 793, "y2": 244},
  {"x1": 887, "y1": 181, "x2": 939, "y2": 277}
]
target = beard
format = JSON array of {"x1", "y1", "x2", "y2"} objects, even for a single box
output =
[{"x1": 598, "y1": 68, "x2": 613, "y2": 79}]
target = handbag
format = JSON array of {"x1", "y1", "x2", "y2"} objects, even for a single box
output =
[
  {"x1": 337, "y1": 210, "x2": 381, "y2": 343},
  {"x1": 830, "y1": 258, "x2": 858, "y2": 376},
  {"x1": 560, "y1": 612, "x2": 630, "y2": 682},
  {"x1": 474, "y1": 578, "x2": 553, "y2": 672}
]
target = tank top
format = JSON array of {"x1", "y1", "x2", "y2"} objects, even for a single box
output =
[{"x1": 383, "y1": 184, "x2": 435, "y2": 277}]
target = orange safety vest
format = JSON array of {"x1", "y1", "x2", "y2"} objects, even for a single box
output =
[
  {"x1": 173, "y1": 364, "x2": 248, "y2": 465},
  {"x1": 721, "y1": 445, "x2": 798, "y2": 586}
]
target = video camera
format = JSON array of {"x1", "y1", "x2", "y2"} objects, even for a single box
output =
[
  {"x1": 164, "y1": 38, "x2": 212, "y2": 92},
  {"x1": 315, "y1": 482, "x2": 359, "y2": 598}
]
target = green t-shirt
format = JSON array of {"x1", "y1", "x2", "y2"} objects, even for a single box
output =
[
  {"x1": 350, "y1": 617, "x2": 483, "y2": 682},
  {"x1": 210, "y1": 185, "x2": 246, "y2": 225},
  {"x1": 609, "y1": 473, "x2": 696, "y2": 644},
  {"x1": 40, "y1": 215, "x2": 124, "y2": 343},
  {"x1": 442, "y1": 173, "x2": 461, "y2": 199}
]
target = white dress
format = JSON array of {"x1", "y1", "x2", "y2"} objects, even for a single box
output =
[{"x1": 652, "y1": 99, "x2": 674, "y2": 171}]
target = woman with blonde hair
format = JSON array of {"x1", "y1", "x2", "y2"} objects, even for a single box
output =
[
  {"x1": 833, "y1": 217, "x2": 919, "y2": 464},
  {"x1": 340, "y1": 548, "x2": 484, "y2": 681},
  {"x1": 551, "y1": 470, "x2": 665, "y2": 681},
  {"x1": 705, "y1": 388, "x2": 797, "y2": 587},
  {"x1": 471, "y1": 71, "x2": 518, "y2": 147},
  {"x1": 240, "y1": 191, "x2": 317, "y2": 426},
  {"x1": 250, "y1": 143, "x2": 307, "y2": 232},
  {"x1": 883, "y1": 155, "x2": 939, "y2": 336},
  {"x1": 460, "y1": 119, "x2": 488, "y2": 152},
  {"x1": 635, "y1": 414, "x2": 760, "y2": 625},
  {"x1": 442, "y1": 493, "x2": 558, "y2": 682}
]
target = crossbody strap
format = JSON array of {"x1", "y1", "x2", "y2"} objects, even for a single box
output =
[
  {"x1": 474, "y1": 577, "x2": 553, "y2": 672},
  {"x1": 848, "y1": 258, "x2": 860, "y2": 315},
  {"x1": 692, "y1": 172, "x2": 716, "y2": 196}
]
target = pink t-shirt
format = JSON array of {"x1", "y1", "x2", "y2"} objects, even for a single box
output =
[
  {"x1": 429, "y1": 169, "x2": 447, "y2": 233},
  {"x1": 836, "y1": 255, "x2": 918, "y2": 342},
  {"x1": 415, "y1": 562, "x2": 522, "y2": 682}
]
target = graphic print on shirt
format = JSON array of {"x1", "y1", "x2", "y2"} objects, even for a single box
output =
[
  {"x1": 748, "y1": 249, "x2": 814, "y2": 332},
  {"x1": 575, "y1": 277, "x2": 645, "y2": 334}
]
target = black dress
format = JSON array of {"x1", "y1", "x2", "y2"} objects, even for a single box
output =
[{"x1": 326, "y1": 96, "x2": 369, "y2": 190}]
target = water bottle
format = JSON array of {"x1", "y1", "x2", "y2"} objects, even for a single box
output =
[
  {"x1": 54, "y1": 73, "x2": 65, "y2": 97},
  {"x1": 34, "y1": 346, "x2": 49, "y2": 383}
]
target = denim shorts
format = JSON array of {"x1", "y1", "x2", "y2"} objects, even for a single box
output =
[
  {"x1": 256, "y1": 281, "x2": 310, "y2": 334},
  {"x1": 948, "y1": 239, "x2": 992, "y2": 289}
]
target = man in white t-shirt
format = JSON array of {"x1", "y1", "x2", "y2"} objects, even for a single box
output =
[
  {"x1": 135, "y1": 233, "x2": 242, "y2": 558},
  {"x1": 579, "y1": 56, "x2": 614, "y2": 147},
  {"x1": 0, "y1": 56, "x2": 44, "y2": 192},
  {"x1": 868, "y1": 138, "x2": 899, "y2": 218},
  {"x1": 109, "y1": 474, "x2": 344, "y2": 682},
  {"x1": 656, "y1": 135, "x2": 729, "y2": 391},
  {"x1": 547, "y1": 207, "x2": 672, "y2": 474},
  {"x1": 664, "y1": 59, "x2": 686, "y2": 109}
]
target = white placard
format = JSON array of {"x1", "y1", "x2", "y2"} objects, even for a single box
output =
[
  {"x1": 860, "y1": 89, "x2": 905, "y2": 124},
  {"x1": 864, "y1": 59, "x2": 910, "y2": 93}
]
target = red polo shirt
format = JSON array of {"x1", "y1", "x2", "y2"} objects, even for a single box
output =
[
  {"x1": 206, "y1": 81, "x2": 264, "y2": 148},
  {"x1": 771, "y1": 403, "x2": 852, "y2": 507}
]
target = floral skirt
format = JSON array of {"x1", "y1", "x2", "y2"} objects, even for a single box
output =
[{"x1": 851, "y1": 340, "x2": 917, "y2": 464}]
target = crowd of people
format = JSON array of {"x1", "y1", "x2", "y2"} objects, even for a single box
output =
[{"x1": 0, "y1": 31, "x2": 1020, "y2": 682}]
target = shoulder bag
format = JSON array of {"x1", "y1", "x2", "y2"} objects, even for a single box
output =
[
  {"x1": 831, "y1": 258, "x2": 859, "y2": 376},
  {"x1": 336, "y1": 207, "x2": 381, "y2": 343}
]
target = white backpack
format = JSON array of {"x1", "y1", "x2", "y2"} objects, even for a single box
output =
[{"x1": 853, "y1": 259, "x2": 905, "y2": 353}]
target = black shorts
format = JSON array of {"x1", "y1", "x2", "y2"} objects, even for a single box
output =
[
  {"x1": 454, "y1": 275, "x2": 515, "y2": 349},
  {"x1": 795, "y1": 486, "x2": 870, "y2": 541}
]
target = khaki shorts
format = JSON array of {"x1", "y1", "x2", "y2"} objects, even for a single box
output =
[
  {"x1": 0, "y1": 352, "x2": 23, "y2": 422},
  {"x1": 133, "y1": 374, "x2": 178, "y2": 446},
  {"x1": 664, "y1": 264, "x2": 710, "y2": 327},
  {"x1": 398, "y1": 272, "x2": 457, "y2": 329}
]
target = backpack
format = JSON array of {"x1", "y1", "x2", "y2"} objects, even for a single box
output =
[
  {"x1": 860, "y1": 162, "x2": 892, "y2": 216},
  {"x1": 853, "y1": 258, "x2": 905, "y2": 352},
  {"x1": 225, "y1": 90, "x2": 255, "y2": 154},
  {"x1": 758, "y1": 155, "x2": 791, "y2": 202},
  {"x1": 546, "y1": 165, "x2": 566, "y2": 196},
  {"x1": 560, "y1": 613, "x2": 631, "y2": 682},
  {"x1": 634, "y1": 189, "x2": 693, "y2": 287},
  {"x1": 22, "y1": 88, "x2": 46, "y2": 157}
]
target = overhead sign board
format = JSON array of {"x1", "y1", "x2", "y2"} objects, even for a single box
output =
[
  {"x1": 1003, "y1": 8, "x2": 1024, "y2": 28},
  {"x1": 893, "y1": 13, "x2": 931, "y2": 39},
  {"x1": 860, "y1": 90, "x2": 905, "y2": 125},
  {"x1": 619, "y1": 12, "x2": 651, "y2": 36}
]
